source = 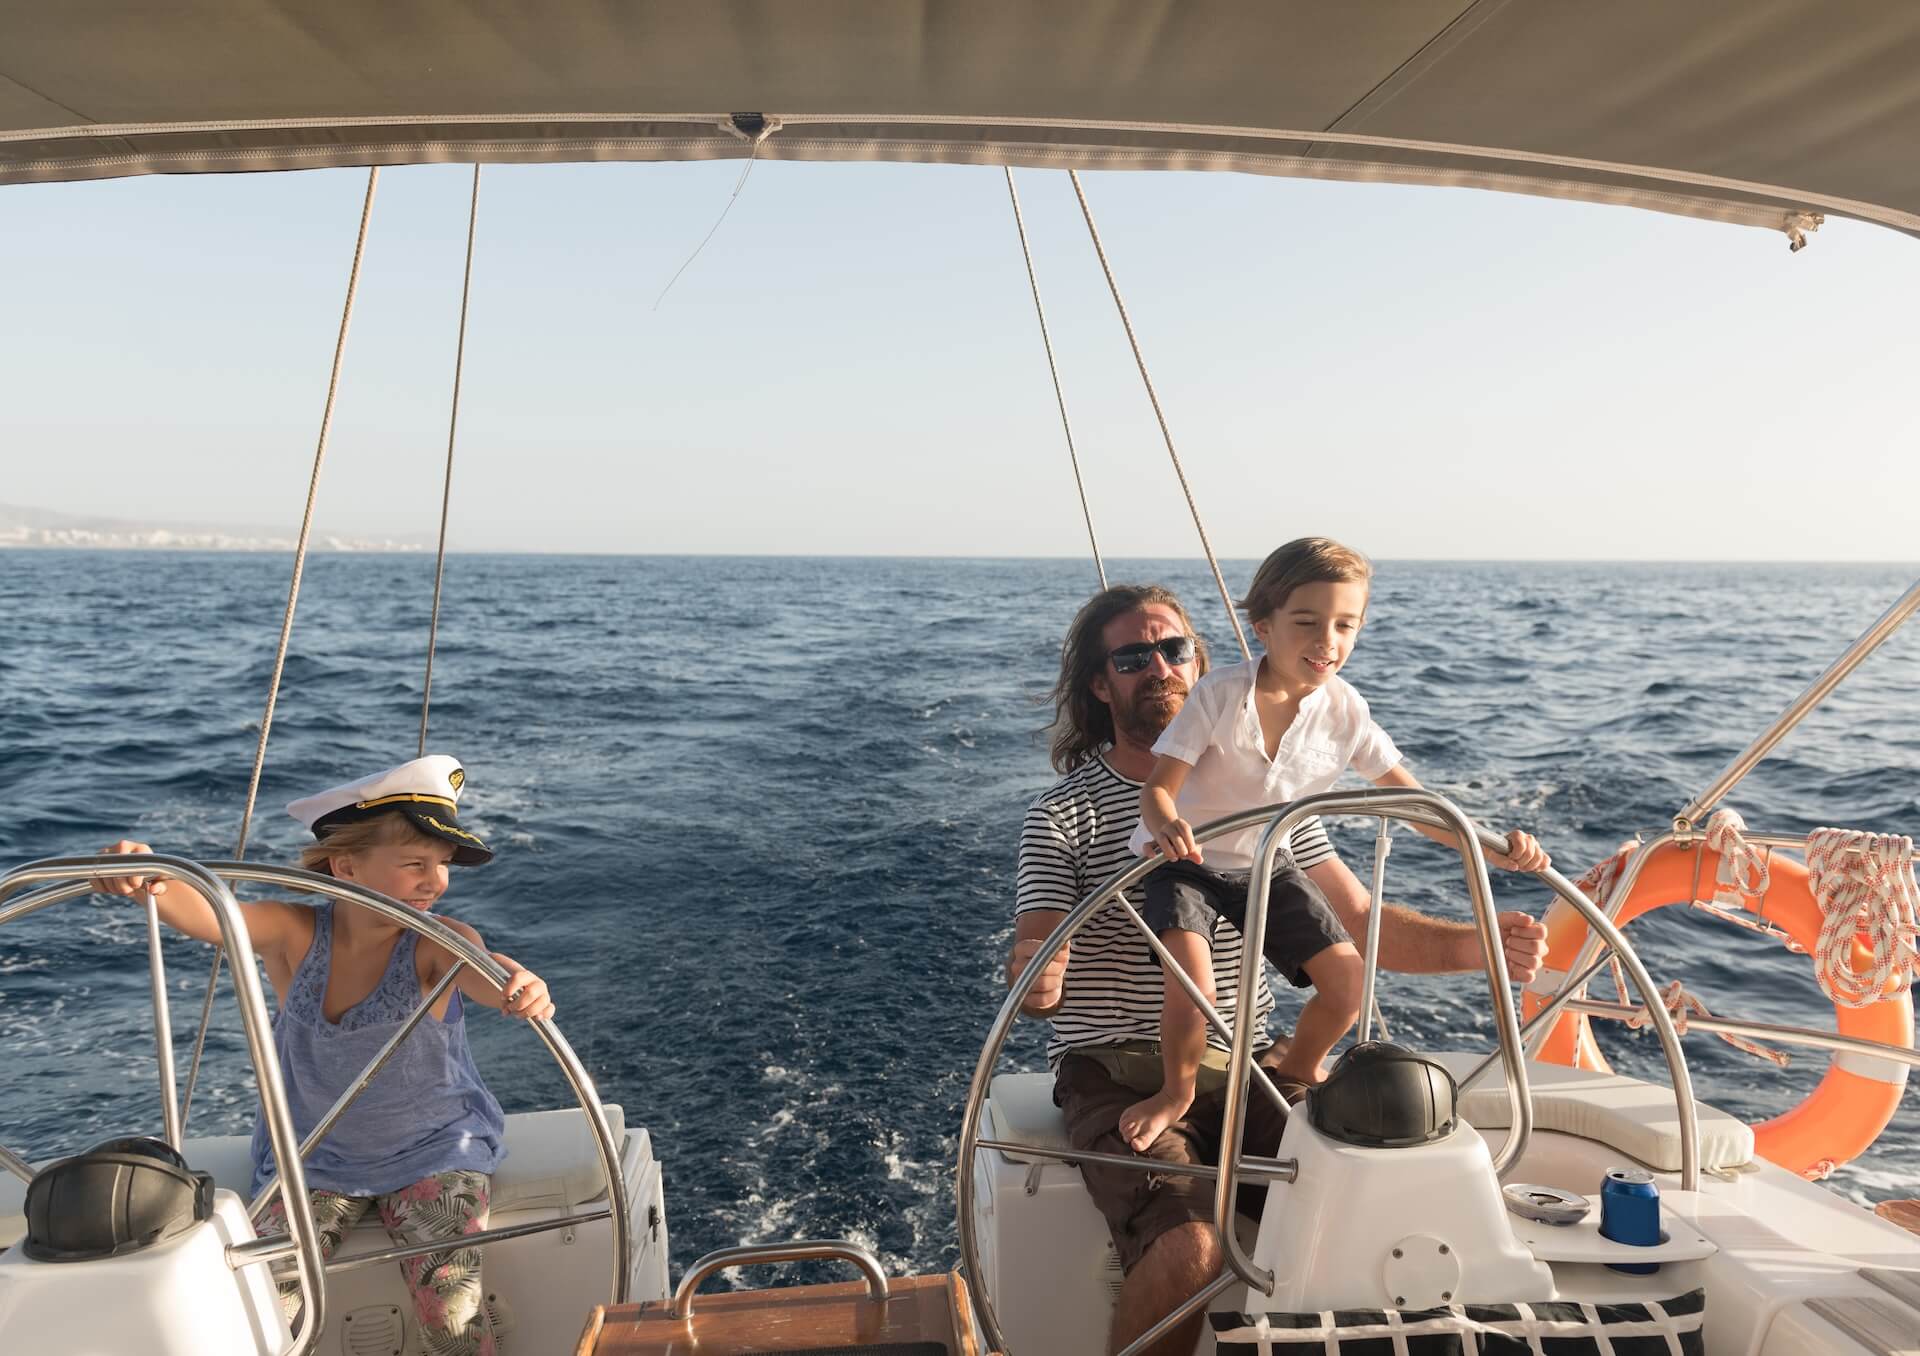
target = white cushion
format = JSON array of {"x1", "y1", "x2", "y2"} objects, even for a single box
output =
[
  {"x1": 0, "y1": 1104, "x2": 625, "y2": 1246},
  {"x1": 987, "y1": 1059, "x2": 1754, "y2": 1176},
  {"x1": 986, "y1": 1073, "x2": 1070, "y2": 1161},
  {"x1": 1433, "y1": 1053, "x2": 1753, "y2": 1172},
  {"x1": 489, "y1": 1104, "x2": 626, "y2": 1211}
]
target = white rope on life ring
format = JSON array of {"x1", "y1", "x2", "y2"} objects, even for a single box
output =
[
  {"x1": 1806, "y1": 827, "x2": 1920, "y2": 1009},
  {"x1": 1705, "y1": 808, "x2": 1771, "y2": 909}
]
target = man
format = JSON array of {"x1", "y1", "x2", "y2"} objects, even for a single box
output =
[{"x1": 1009, "y1": 585, "x2": 1549, "y2": 1356}]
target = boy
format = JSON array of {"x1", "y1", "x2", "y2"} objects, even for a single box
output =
[{"x1": 1120, "y1": 539, "x2": 1548, "y2": 1150}]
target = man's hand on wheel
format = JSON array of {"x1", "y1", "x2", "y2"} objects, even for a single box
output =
[
  {"x1": 1010, "y1": 938, "x2": 1070, "y2": 1012},
  {"x1": 1497, "y1": 911, "x2": 1548, "y2": 984}
]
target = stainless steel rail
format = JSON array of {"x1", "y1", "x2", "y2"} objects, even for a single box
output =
[
  {"x1": 233, "y1": 1207, "x2": 613, "y2": 1275},
  {"x1": 0, "y1": 855, "x2": 330, "y2": 1356},
  {"x1": 1567, "y1": 998, "x2": 1920, "y2": 1070},
  {"x1": 1358, "y1": 820, "x2": 1392, "y2": 1044},
  {"x1": 0, "y1": 1142, "x2": 35, "y2": 1185},
  {"x1": 1674, "y1": 576, "x2": 1920, "y2": 838},
  {"x1": 141, "y1": 889, "x2": 183, "y2": 1150},
  {"x1": 0, "y1": 878, "x2": 94, "y2": 923},
  {"x1": 974, "y1": 1138, "x2": 1299, "y2": 1183},
  {"x1": 1112, "y1": 894, "x2": 1292, "y2": 1117},
  {"x1": 672, "y1": 1240, "x2": 889, "y2": 1319},
  {"x1": 1116, "y1": 1272, "x2": 1237, "y2": 1356}
]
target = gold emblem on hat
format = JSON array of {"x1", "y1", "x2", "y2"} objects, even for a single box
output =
[
  {"x1": 420, "y1": 814, "x2": 482, "y2": 845},
  {"x1": 449, "y1": 768, "x2": 465, "y2": 792}
]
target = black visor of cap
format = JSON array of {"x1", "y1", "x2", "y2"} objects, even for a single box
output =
[
  {"x1": 398, "y1": 805, "x2": 494, "y2": 865},
  {"x1": 314, "y1": 802, "x2": 493, "y2": 865}
]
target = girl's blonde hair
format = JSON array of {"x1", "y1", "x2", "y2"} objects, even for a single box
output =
[
  {"x1": 1239, "y1": 537, "x2": 1372, "y2": 621},
  {"x1": 298, "y1": 811, "x2": 441, "y2": 876}
]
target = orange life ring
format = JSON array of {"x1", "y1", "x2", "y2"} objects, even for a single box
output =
[{"x1": 1522, "y1": 839, "x2": 1914, "y2": 1179}]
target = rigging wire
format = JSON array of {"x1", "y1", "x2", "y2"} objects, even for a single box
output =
[
  {"x1": 1003, "y1": 168, "x2": 1106, "y2": 590},
  {"x1": 1067, "y1": 171, "x2": 1251, "y2": 661},
  {"x1": 421, "y1": 165, "x2": 481, "y2": 756},
  {"x1": 653, "y1": 135, "x2": 764, "y2": 311},
  {"x1": 179, "y1": 166, "x2": 382, "y2": 1126}
]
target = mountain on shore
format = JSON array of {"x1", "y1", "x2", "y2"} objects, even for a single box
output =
[{"x1": 0, "y1": 503, "x2": 428, "y2": 553}]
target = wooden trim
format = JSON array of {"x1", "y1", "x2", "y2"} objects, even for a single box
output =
[
  {"x1": 574, "y1": 1303, "x2": 607, "y2": 1355},
  {"x1": 580, "y1": 1269, "x2": 984, "y2": 1354}
]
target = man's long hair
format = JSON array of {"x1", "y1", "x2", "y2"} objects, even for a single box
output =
[{"x1": 1046, "y1": 584, "x2": 1210, "y2": 774}]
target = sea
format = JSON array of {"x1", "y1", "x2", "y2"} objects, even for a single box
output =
[{"x1": 2, "y1": 551, "x2": 1916, "y2": 1283}]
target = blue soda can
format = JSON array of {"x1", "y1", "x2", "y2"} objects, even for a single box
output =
[{"x1": 1599, "y1": 1167, "x2": 1662, "y2": 1275}]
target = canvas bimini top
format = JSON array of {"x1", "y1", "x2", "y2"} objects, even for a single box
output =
[{"x1": 4, "y1": 1, "x2": 1920, "y2": 243}]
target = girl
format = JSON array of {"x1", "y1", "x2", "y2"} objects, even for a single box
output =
[{"x1": 94, "y1": 755, "x2": 551, "y2": 1356}]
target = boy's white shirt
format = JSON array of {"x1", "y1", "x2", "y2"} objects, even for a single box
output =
[{"x1": 1127, "y1": 658, "x2": 1402, "y2": 872}]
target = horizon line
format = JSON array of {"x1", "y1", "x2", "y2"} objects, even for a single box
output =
[{"x1": 5, "y1": 545, "x2": 1917, "y2": 567}]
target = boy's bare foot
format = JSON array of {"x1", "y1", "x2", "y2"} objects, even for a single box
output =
[{"x1": 1118, "y1": 1089, "x2": 1193, "y2": 1152}]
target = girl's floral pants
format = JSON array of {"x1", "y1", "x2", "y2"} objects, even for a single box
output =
[{"x1": 263, "y1": 1168, "x2": 498, "y2": 1356}]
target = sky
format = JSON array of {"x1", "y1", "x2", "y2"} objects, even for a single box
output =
[{"x1": 2, "y1": 158, "x2": 1917, "y2": 559}]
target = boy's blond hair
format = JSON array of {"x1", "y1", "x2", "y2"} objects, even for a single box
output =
[
  {"x1": 298, "y1": 811, "x2": 442, "y2": 876},
  {"x1": 1238, "y1": 537, "x2": 1373, "y2": 621}
]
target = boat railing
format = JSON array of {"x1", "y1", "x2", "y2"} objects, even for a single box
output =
[
  {"x1": 670, "y1": 1239, "x2": 890, "y2": 1318},
  {"x1": 0, "y1": 854, "x2": 634, "y2": 1346},
  {"x1": 958, "y1": 787, "x2": 1699, "y2": 1356},
  {"x1": 1526, "y1": 823, "x2": 1920, "y2": 1076}
]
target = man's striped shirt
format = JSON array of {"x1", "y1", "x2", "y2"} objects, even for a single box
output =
[{"x1": 1015, "y1": 752, "x2": 1337, "y2": 1067}]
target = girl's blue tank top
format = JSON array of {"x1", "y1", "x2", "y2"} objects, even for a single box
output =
[{"x1": 248, "y1": 901, "x2": 507, "y2": 1198}]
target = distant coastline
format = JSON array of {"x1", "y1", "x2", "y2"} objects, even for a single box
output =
[{"x1": 0, "y1": 502, "x2": 425, "y2": 554}]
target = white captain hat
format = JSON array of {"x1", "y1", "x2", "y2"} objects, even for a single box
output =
[{"x1": 286, "y1": 754, "x2": 493, "y2": 864}]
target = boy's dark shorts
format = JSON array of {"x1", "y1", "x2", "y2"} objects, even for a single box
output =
[
  {"x1": 1141, "y1": 856, "x2": 1351, "y2": 986},
  {"x1": 1052, "y1": 1044, "x2": 1291, "y2": 1274}
]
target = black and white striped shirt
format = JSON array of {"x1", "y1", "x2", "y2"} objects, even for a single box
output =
[{"x1": 1015, "y1": 752, "x2": 1338, "y2": 1067}]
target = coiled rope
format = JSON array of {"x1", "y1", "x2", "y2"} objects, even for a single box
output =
[
  {"x1": 1806, "y1": 827, "x2": 1920, "y2": 1008},
  {"x1": 1067, "y1": 171, "x2": 1251, "y2": 661},
  {"x1": 420, "y1": 165, "x2": 481, "y2": 756},
  {"x1": 1003, "y1": 169, "x2": 1105, "y2": 589},
  {"x1": 179, "y1": 167, "x2": 382, "y2": 1126},
  {"x1": 1704, "y1": 808, "x2": 1771, "y2": 910}
]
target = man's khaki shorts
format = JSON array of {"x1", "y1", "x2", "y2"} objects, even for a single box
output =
[{"x1": 1052, "y1": 1042, "x2": 1291, "y2": 1275}]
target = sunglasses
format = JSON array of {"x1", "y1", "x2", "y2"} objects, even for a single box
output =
[{"x1": 1107, "y1": 636, "x2": 1197, "y2": 674}]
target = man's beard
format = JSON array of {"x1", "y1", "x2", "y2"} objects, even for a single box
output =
[{"x1": 1113, "y1": 676, "x2": 1189, "y2": 748}]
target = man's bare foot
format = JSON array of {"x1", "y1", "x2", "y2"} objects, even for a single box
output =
[{"x1": 1117, "y1": 1088, "x2": 1193, "y2": 1152}]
